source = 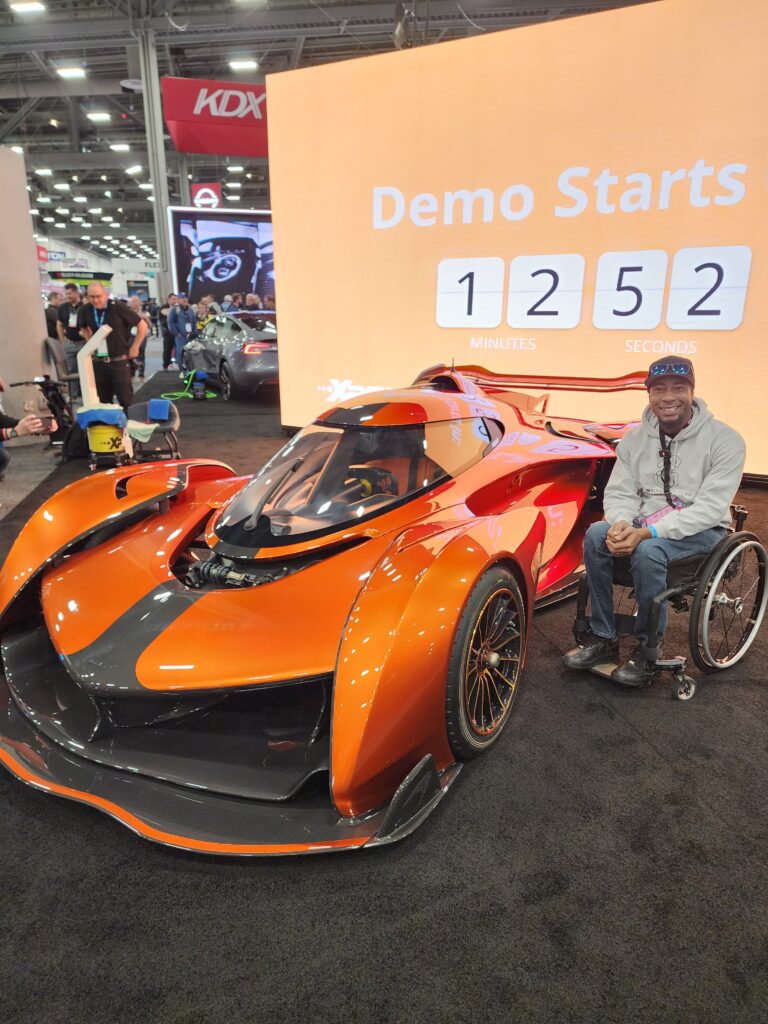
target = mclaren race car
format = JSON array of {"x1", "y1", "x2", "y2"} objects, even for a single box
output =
[{"x1": 0, "y1": 365, "x2": 646, "y2": 855}]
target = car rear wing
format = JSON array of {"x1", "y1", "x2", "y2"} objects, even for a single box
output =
[{"x1": 414, "y1": 364, "x2": 648, "y2": 395}]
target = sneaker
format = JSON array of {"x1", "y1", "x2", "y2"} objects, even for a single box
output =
[
  {"x1": 179, "y1": 371, "x2": 185, "y2": 379},
  {"x1": 611, "y1": 645, "x2": 659, "y2": 688},
  {"x1": 562, "y1": 631, "x2": 619, "y2": 670},
  {"x1": 169, "y1": 360, "x2": 178, "y2": 369}
]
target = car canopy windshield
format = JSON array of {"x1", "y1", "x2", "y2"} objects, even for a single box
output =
[{"x1": 213, "y1": 417, "x2": 500, "y2": 551}]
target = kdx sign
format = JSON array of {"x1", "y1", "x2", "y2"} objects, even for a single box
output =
[
  {"x1": 161, "y1": 77, "x2": 268, "y2": 158},
  {"x1": 193, "y1": 88, "x2": 266, "y2": 120}
]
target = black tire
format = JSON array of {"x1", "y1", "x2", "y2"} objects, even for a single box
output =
[
  {"x1": 689, "y1": 532, "x2": 768, "y2": 672},
  {"x1": 445, "y1": 566, "x2": 525, "y2": 760},
  {"x1": 219, "y1": 362, "x2": 238, "y2": 401}
]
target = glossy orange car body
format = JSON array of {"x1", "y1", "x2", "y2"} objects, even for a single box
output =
[{"x1": 0, "y1": 366, "x2": 645, "y2": 854}]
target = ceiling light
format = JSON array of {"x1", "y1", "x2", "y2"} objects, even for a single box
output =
[
  {"x1": 29, "y1": 208, "x2": 39, "y2": 215},
  {"x1": 53, "y1": 182, "x2": 70, "y2": 191},
  {"x1": 11, "y1": 145, "x2": 23, "y2": 155},
  {"x1": 127, "y1": 235, "x2": 137, "y2": 240},
  {"x1": 43, "y1": 216, "x2": 55, "y2": 222},
  {"x1": 138, "y1": 182, "x2": 152, "y2": 190},
  {"x1": 146, "y1": 196, "x2": 154, "y2": 202},
  {"x1": 35, "y1": 168, "x2": 53, "y2": 176},
  {"x1": 104, "y1": 190, "x2": 112, "y2": 197},
  {"x1": 54, "y1": 207, "x2": 69, "y2": 214},
  {"x1": 228, "y1": 58, "x2": 259, "y2": 71},
  {"x1": 125, "y1": 164, "x2": 142, "y2": 175},
  {"x1": 227, "y1": 181, "x2": 242, "y2": 189},
  {"x1": 100, "y1": 174, "x2": 108, "y2": 182},
  {"x1": 225, "y1": 195, "x2": 239, "y2": 202},
  {"x1": 87, "y1": 112, "x2": 111, "y2": 123},
  {"x1": 71, "y1": 216, "x2": 83, "y2": 223},
  {"x1": 56, "y1": 66, "x2": 86, "y2": 79},
  {"x1": 49, "y1": 119, "x2": 59, "y2": 128},
  {"x1": 10, "y1": 2, "x2": 46, "y2": 12},
  {"x1": 109, "y1": 143, "x2": 130, "y2": 152},
  {"x1": 88, "y1": 207, "x2": 102, "y2": 214},
  {"x1": 104, "y1": 235, "x2": 113, "y2": 240},
  {"x1": 54, "y1": 222, "x2": 65, "y2": 228},
  {"x1": 101, "y1": 215, "x2": 113, "y2": 221},
  {"x1": 37, "y1": 196, "x2": 51, "y2": 204},
  {"x1": 81, "y1": 236, "x2": 91, "y2": 240},
  {"x1": 228, "y1": 165, "x2": 244, "y2": 173},
  {"x1": 73, "y1": 195, "x2": 87, "y2": 203}
]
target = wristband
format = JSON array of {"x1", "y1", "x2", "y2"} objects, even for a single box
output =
[{"x1": 648, "y1": 524, "x2": 657, "y2": 538}]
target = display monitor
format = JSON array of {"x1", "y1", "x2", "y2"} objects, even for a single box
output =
[
  {"x1": 267, "y1": 0, "x2": 768, "y2": 473},
  {"x1": 167, "y1": 206, "x2": 274, "y2": 305}
]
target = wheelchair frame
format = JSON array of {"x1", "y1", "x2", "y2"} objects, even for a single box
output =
[{"x1": 572, "y1": 506, "x2": 768, "y2": 700}]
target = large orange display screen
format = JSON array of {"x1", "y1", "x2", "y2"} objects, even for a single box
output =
[{"x1": 267, "y1": 0, "x2": 768, "y2": 473}]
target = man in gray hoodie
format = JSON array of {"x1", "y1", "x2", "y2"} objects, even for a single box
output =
[{"x1": 563, "y1": 357, "x2": 745, "y2": 687}]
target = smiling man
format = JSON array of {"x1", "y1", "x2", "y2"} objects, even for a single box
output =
[{"x1": 563, "y1": 357, "x2": 746, "y2": 687}]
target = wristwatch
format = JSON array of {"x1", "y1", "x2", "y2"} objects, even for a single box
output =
[{"x1": 9, "y1": 428, "x2": 18, "y2": 438}]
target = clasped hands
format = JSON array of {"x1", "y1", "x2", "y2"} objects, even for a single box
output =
[{"x1": 606, "y1": 519, "x2": 652, "y2": 557}]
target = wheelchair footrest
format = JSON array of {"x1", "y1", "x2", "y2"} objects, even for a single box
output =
[{"x1": 655, "y1": 656, "x2": 688, "y2": 673}]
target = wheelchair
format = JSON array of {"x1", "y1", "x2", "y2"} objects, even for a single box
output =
[{"x1": 571, "y1": 506, "x2": 768, "y2": 700}]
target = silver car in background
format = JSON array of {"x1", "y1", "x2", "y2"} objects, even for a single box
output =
[{"x1": 185, "y1": 311, "x2": 278, "y2": 400}]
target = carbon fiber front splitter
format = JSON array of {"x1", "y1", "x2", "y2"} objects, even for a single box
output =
[{"x1": 0, "y1": 676, "x2": 460, "y2": 856}]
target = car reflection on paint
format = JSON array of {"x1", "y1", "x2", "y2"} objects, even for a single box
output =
[{"x1": 184, "y1": 311, "x2": 278, "y2": 401}]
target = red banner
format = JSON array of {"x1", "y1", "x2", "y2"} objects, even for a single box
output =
[
  {"x1": 161, "y1": 77, "x2": 268, "y2": 157},
  {"x1": 191, "y1": 182, "x2": 222, "y2": 209}
]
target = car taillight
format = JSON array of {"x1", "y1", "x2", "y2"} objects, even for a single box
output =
[{"x1": 242, "y1": 342, "x2": 271, "y2": 354}]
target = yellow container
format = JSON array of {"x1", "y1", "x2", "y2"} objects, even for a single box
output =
[{"x1": 87, "y1": 423, "x2": 124, "y2": 454}]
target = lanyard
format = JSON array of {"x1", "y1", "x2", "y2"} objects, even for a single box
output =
[{"x1": 93, "y1": 306, "x2": 107, "y2": 330}]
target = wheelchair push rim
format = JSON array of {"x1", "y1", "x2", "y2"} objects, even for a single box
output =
[{"x1": 690, "y1": 536, "x2": 768, "y2": 671}]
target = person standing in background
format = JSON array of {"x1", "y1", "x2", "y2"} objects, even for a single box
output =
[
  {"x1": 167, "y1": 294, "x2": 197, "y2": 376},
  {"x1": 148, "y1": 298, "x2": 160, "y2": 336},
  {"x1": 128, "y1": 295, "x2": 152, "y2": 381},
  {"x1": 45, "y1": 290, "x2": 62, "y2": 338},
  {"x1": 56, "y1": 282, "x2": 84, "y2": 399},
  {"x1": 159, "y1": 293, "x2": 178, "y2": 371},
  {"x1": 244, "y1": 293, "x2": 262, "y2": 310},
  {"x1": 79, "y1": 283, "x2": 146, "y2": 408}
]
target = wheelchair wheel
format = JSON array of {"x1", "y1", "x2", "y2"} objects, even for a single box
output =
[{"x1": 689, "y1": 533, "x2": 768, "y2": 671}]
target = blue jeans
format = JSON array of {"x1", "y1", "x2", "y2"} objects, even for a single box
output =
[{"x1": 584, "y1": 521, "x2": 726, "y2": 645}]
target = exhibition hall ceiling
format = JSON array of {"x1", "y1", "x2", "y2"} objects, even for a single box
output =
[{"x1": 0, "y1": 0, "x2": 650, "y2": 259}]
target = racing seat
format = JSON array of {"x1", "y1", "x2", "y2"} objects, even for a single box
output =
[
  {"x1": 126, "y1": 399, "x2": 181, "y2": 462},
  {"x1": 572, "y1": 506, "x2": 768, "y2": 700}
]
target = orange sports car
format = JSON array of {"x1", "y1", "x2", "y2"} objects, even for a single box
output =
[{"x1": 0, "y1": 365, "x2": 646, "y2": 855}]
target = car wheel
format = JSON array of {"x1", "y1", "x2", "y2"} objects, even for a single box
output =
[
  {"x1": 445, "y1": 567, "x2": 525, "y2": 760},
  {"x1": 219, "y1": 362, "x2": 238, "y2": 401}
]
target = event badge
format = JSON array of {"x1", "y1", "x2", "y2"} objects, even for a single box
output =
[
  {"x1": 185, "y1": 322, "x2": 192, "y2": 334},
  {"x1": 68, "y1": 313, "x2": 77, "y2": 328}
]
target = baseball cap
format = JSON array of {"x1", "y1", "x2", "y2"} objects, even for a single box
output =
[{"x1": 644, "y1": 357, "x2": 695, "y2": 389}]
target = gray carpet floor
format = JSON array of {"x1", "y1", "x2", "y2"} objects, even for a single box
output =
[{"x1": 0, "y1": 375, "x2": 766, "y2": 1024}]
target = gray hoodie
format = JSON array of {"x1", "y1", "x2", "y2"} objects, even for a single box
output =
[{"x1": 603, "y1": 398, "x2": 745, "y2": 540}]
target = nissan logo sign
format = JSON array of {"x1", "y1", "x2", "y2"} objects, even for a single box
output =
[{"x1": 193, "y1": 186, "x2": 221, "y2": 209}]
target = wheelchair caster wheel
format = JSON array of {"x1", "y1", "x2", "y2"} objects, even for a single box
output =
[{"x1": 673, "y1": 674, "x2": 696, "y2": 701}]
